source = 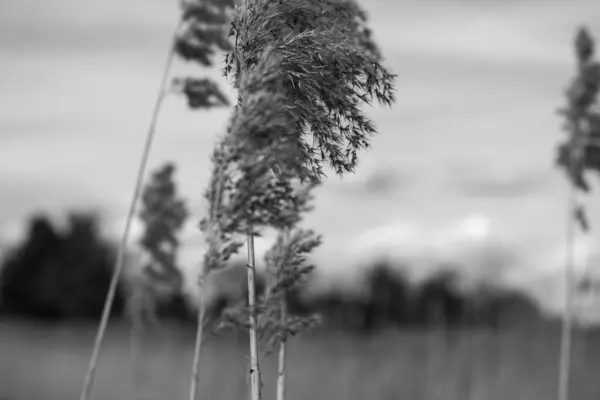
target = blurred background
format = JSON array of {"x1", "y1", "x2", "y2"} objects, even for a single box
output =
[{"x1": 2, "y1": 0, "x2": 600, "y2": 399}]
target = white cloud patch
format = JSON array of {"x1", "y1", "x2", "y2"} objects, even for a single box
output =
[{"x1": 344, "y1": 214, "x2": 520, "y2": 283}]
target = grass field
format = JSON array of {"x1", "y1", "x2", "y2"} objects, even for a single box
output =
[{"x1": 0, "y1": 318, "x2": 599, "y2": 400}]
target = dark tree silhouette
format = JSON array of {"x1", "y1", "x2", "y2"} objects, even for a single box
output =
[
  {"x1": 253, "y1": 262, "x2": 549, "y2": 333},
  {"x1": 0, "y1": 214, "x2": 63, "y2": 318},
  {"x1": 485, "y1": 288, "x2": 545, "y2": 329},
  {"x1": 58, "y1": 213, "x2": 122, "y2": 318},
  {"x1": 363, "y1": 263, "x2": 414, "y2": 331},
  {"x1": 413, "y1": 269, "x2": 466, "y2": 328},
  {"x1": 0, "y1": 212, "x2": 124, "y2": 320}
]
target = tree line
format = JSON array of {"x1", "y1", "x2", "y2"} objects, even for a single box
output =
[
  {"x1": 289, "y1": 264, "x2": 546, "y2": 333},
  {"x1": 0, "y1": 210, "x2": 546, "y2": 332},
  {"x1": 0, "y1": 212, "x2": 125, "y2": 320}
]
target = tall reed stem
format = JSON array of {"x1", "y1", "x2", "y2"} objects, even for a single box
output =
[
  {"x1": 276, "y1": 301, "x2": 287, "y2": 400},
  {"x1": 189, "y1": 281, "x2": 206, "y2": 400},
  {"x1": 558, "y1": 180, "x2": 576, "y2": 400},
  {"x1": 247, "y1": 227, "x2": 262, "y2": 400}
]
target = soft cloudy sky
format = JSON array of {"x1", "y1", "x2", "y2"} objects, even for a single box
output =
[{"x1": 2, "y1": 0, "x2": 600, "y2": 313}]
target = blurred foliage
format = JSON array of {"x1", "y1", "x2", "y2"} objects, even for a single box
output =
[
  {"x1": 555, "y1": 26, "x2": 600, "y2": 294},
  {"x1": 0, "y1": 211, "x2": 547, "y2": 329},
  {"x1": 138, "y1": 162, "x2": 188, "y2": 292},
  {"x1": 286, "y1": 262, "x2": 547, "y2": 334},
  {"x1": 0, "y1": 212, "x2": 125, "y2": 321},
  {"x1": 556, "y1": 27, "x2": 600, "y2": 197},
  {"x1": 129, "y1": 161, "x2": 192, "y2": 326},
  {"x1": 173, "y1": 0, "x2": 233, "y2": 109}
]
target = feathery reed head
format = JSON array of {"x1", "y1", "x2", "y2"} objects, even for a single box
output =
[
  {"x1": 556, "y1": 26, "x2": 600, "y2": 194},
  {"x1": 225, "y1": 0, "x2": 397, "y2": 181}
]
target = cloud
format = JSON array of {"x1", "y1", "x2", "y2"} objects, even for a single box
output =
[
  {"x1": 4, "y1": 0, "x2": 585, "y2": 68},
  {"x1": 0, "y1": 170, "x2": 116, "y2": 243},
  {"x1": 361, "y1": 169, "x2": 406, "y2": 195},
  {"x1": 337, "y1": 215, "x2": 522, "y2": 287},
  {"x1": 369, "y1": 0, "x2": 600, "y2": 68},
  {"x1": 0, "y1": 0, "x2": 176, "y2": 55},
  {"x1": 327, "y1": 166, "x2": 417, "y2": 199},
  {"x1": 446, "y1": 163, "x2": 557, "y2": 198}
]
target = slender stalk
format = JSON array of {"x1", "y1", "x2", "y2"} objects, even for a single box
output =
[
  {"x1": 79, "y1": 20, "x2": 180, "y2": 400},
  {"x1": 276, "y1": 301, "x2": 287, "y2": 400},
  {"x1": 189, "y1": 280, "x2": 207, "y2": 400},
  {"x1": 189, "y1": 124, "x2": 228, "y2": 400},
  {"x1": 558, "y1": 178, "x2": 576, "y2": 400},
  {"x1": 557, "y1": 78, "x2": 585, "y2": 400},
  {"x1": 246, "y1": 227, "x2": 262, "y2": 400},
  {"x1": 237, "y1": 0, "x2": 261, "y2": 397}
]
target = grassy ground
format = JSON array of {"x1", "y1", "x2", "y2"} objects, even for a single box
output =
[{"x1": 0, "y1": 318, "x2": 599, "y2": 400}]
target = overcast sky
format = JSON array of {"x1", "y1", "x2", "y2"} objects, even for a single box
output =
[{"x1": 2, "y1": 0, "x2": 600, "y2": 314}]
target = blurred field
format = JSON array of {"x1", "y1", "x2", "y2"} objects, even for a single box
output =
[{"x1": 1, "y1": 318, "x2": 599, "y2": 400}]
